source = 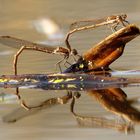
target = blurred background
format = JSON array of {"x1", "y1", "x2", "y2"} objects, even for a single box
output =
[{"x1": 0, "y1": 0, "x2": 140, "y2": 140}]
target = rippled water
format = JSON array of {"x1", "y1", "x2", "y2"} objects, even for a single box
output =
[{"x1": 0, "y1": 0, "x2": 140, "y2": 140}]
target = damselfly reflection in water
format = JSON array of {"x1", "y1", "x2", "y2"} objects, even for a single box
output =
[
  {"x1": 2, "y1": 77, "x2": 140, "y2": 134},
  {"x1": 0, "y1": 15, "x2": 140, "y2": 134}
]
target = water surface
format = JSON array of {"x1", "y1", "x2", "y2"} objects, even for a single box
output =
[{"x1": 0, "y1": 0, "x2": 140, "y2": 140}]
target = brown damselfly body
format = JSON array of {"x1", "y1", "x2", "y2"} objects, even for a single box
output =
[{"x1": 70, "y1": 14, "x2": 129, "y2": 31}]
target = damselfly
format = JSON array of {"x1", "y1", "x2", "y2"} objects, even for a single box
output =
[{"x1": 65, "y1": 14, "x2": 129, "y2": 54}]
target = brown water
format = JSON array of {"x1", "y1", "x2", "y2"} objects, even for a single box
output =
[{"x1": 0, "y1": 0, "x2": 140, "y2": 139}]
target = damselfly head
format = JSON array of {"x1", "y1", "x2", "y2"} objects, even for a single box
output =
[
  {"x1": 71, "y1": 49, "x2": 78, "y2": 56},
  {"x1": 122, "y1": 14, "x2": 127, "y2": 19},
  {"x1": 117, "y1": 14, "x2": 127, "y2": 20}
]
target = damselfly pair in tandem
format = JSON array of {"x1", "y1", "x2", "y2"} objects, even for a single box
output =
[{"x1": 0, "y1": 14, "x2": 140, "y2": 134}]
